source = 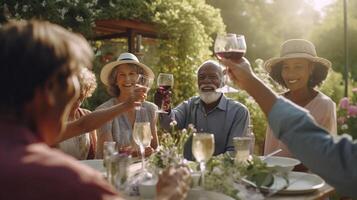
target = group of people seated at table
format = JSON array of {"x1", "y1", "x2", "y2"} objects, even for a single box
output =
[{"x1": 1, "y1": 19, "x2": 356, "y2": 200}]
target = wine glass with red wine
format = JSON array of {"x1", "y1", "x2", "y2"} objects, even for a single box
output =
[
  {"x1": 214, "y1": 33, "x2": 246, "y2": 93},
  {"x1": 156, "y1": 73, "x2": 174, "y2": 113}
]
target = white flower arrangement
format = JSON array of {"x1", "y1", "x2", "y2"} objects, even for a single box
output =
[{"x1": 148, "y1": 122, "x2": 195, "y2": 169}]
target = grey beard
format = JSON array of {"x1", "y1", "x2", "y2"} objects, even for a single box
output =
[{"x1": 199, "y1": 91, "x2": 222, "y2": 104}]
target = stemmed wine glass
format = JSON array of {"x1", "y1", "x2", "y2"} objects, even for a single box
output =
[
  {"x1": 132, "y1": 108, "x2": 152, "y2": 179},
  {"x1": 214, "y1": 33, "x2": 247, "y2": 93},
  {"x1": 156, "y1": 73, "x2": 174, "y2": 113},
  {"x1": 134, "y1": 74, "x2": 153, "y2": 110},
  {"x1": 192, "y1": 132, "x2": 215, "y2": 188}
]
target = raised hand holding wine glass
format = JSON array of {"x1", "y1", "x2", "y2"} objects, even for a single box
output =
[
  {"x1": 192, "y1": 132, "x2": 215, "y2": 188},
  {"x1": 214, "y1": 33, "x2": 246, "y2": 93},
  {"x1": 133, "y1": 74, "x2": 153, "y2": 110},
  {"x1": 155, "y1": 73, "x2": 174, "y2": 113}
]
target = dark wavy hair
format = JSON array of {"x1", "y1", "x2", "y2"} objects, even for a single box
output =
[
  {"x1": 269, "y1": 61, "x2": 328, "y2": 88},
  {"x1": 0, "y1": 20, "x2": 93, "y2": 114}
]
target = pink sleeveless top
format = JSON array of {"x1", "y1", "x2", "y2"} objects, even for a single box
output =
[{"x1": 264, "y1": 91, "x2": 337, "y2": 158}]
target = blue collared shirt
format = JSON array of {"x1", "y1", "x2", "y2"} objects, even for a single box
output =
[
  {"x1": 269, "y1": 97, "x2": 357, "y2": 197},
  {"x1": 160, "y1": 95, "x2": 250, "y2": 160}
]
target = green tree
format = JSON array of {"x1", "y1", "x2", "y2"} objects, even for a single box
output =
[
  {"x1": 148, "y1": 0, "x2": 225, "y2": 104},
  {"x1": 206, "y1": 0, "x2": 320, "y2": 61},
  {"x1": 2, "y1": 0, "x2": 225, "y2": 107},
  {"x1": 310, "y1": 0, "x2": 357, "y2": 81}
]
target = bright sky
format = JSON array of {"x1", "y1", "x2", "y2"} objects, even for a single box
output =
[{"x1": 310, "y1": 0, "x2": 335, "y2": 13}]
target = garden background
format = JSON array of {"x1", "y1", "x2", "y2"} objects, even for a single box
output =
[{"x1": 2, "y1": 0, "x2": 356, "y2": 153}]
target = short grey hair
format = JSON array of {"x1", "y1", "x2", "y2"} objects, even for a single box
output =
[
  {"x1": 106, "y1": 63, "x2": 145, "y2": 97},
  {"x1": 196, "y1": 60, "x2": 224, "y2": 86}
]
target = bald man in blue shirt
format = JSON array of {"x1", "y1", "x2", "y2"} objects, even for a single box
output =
[{"x1": 156, "y1": 61, "x2": 250, "y2": 160}]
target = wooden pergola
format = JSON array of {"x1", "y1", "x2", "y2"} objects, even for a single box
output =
[{"x1": 91, "y1": 19, "x2": 164, "y2": 53}]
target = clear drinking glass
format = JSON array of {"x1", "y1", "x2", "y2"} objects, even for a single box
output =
[
  {"x1": 192, "y1": 132, "x2": 215, "y2": 188},
  {"x1": 233, "y1": 136, "x2": 252, "y2": 163},
  {"x1": 112, "y1": 153, "x2": 131, "y2": 191},
  {"x1": 103, "y1": 141, "x2": 117, "y2": 181},
  {"x1": 132, "y1": 108, "x2": 152, "y2": 179},
  {"x1": 156, "y1": 73, "x2": 174, "y2": 113},
  {"x1": 214, "y1": 33, "x2": 247, "y2": 93}
]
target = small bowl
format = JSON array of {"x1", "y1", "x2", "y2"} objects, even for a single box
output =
[{"x1": 261, "y1": 156, "x2": 300, "y2": 172}]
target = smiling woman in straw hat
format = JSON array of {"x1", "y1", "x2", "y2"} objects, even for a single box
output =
[
  {"x1": 95, "y1": 52, "x2": 158, "y2": 158},
  {"x1": 263, "y1": 39, "x2": 337, "y2": 166}
]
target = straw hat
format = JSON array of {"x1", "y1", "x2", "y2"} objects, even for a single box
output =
[
  {"x1": 264, "y1": 39, "x2": 331, "y2": 86},
  {"x1": 100, "y1": 52, "x2": 154, "y2": 86}
]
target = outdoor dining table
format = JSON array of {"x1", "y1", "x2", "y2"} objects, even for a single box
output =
[
  {"x1": 80, "y1": 159, "x2": 335, "y2": 200},
  {"x1": 124, "y1": 162, "x2": 335, "y2": 200}
]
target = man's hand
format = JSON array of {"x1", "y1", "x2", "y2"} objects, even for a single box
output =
[
  {"x1": 154, "y1": 86, "x2": 172, "y2": 112},
  {"x1": 156, "y1": 166, "x2": 191, "y2": 200},
  {"x1": 220, "y1": 57, "x2": 256, "y2": 90}
]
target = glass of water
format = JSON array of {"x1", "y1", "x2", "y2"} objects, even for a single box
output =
[
  {"x1": 233, "y1": 137, "x2": 252, "y2": 163},
  {"x1": 112, "y1": 153, "x2": 131, "y2": 191},
  {"x1": 103, "y1": 141, "x2": 117, "y2": 181}
]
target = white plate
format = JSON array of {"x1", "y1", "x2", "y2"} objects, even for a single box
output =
[
  {"x1": 187, "y1": 189, "x2": 235, "y2": 200},
  {"x1": 259, "y1": 156, "x2": 300, "y2": 172},
  {"x1": 79, "y1": 159, "x2": 105, "y2": 172},
  {"x1": 244, "y1": 171, "x2": 325, "y2": 195}
]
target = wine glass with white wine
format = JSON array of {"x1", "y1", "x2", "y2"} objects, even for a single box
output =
[
  {"x1": 192, "y1": 132, "x2": 215, "y2": 188},
  {"x1": 132, "y1": 108, "x2": 152, "y2": 179}
]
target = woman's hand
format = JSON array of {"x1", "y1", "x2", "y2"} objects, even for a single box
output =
[
  {"x1": 125, "y1": 86, "x2": 148, "y2": 109},
  {"x1": 156, "y1": 166, "x2": 191, "y2": 200}
]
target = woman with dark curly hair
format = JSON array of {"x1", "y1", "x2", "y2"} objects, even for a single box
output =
[{"x1": 263, "y1": 39, "x2": 337, "y2": 161}]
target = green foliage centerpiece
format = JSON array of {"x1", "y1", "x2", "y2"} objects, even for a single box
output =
[
  {"x1": 204, "y1": 154, "x2": 277, "y2": 200},
  {"x1": 149, "y1": 122, "x2": 286, "y2": 200},
  {"x1": 149, "y1": 121, "x2": 195, "y2": 169}
]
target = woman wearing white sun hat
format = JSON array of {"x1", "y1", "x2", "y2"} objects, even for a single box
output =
[
  {"x1": 263, "y1": 39, "x2": 337, "y2": 167},
  {"x1": 96, "y1": 52, "x2": 158, "y2": 158}
]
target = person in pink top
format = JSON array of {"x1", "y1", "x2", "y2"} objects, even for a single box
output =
[
  {"x1": 263, "y1": 39, "x2": 337, "y2": 163},
  {"x1": 0, "y1": 20, "x2": 190, "y2": 200}
]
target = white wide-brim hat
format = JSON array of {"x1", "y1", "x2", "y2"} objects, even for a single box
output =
[
  {"x1": 100, "y1": 52, "x2": 155, "y2": 86},
  {"x1": 264, "y1": 39, "x2": 331, "y2": 75}
]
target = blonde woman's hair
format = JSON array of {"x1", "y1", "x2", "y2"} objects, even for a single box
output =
[{"x1": 77, "y1": 67, "x2": 97, "y2": 99}]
